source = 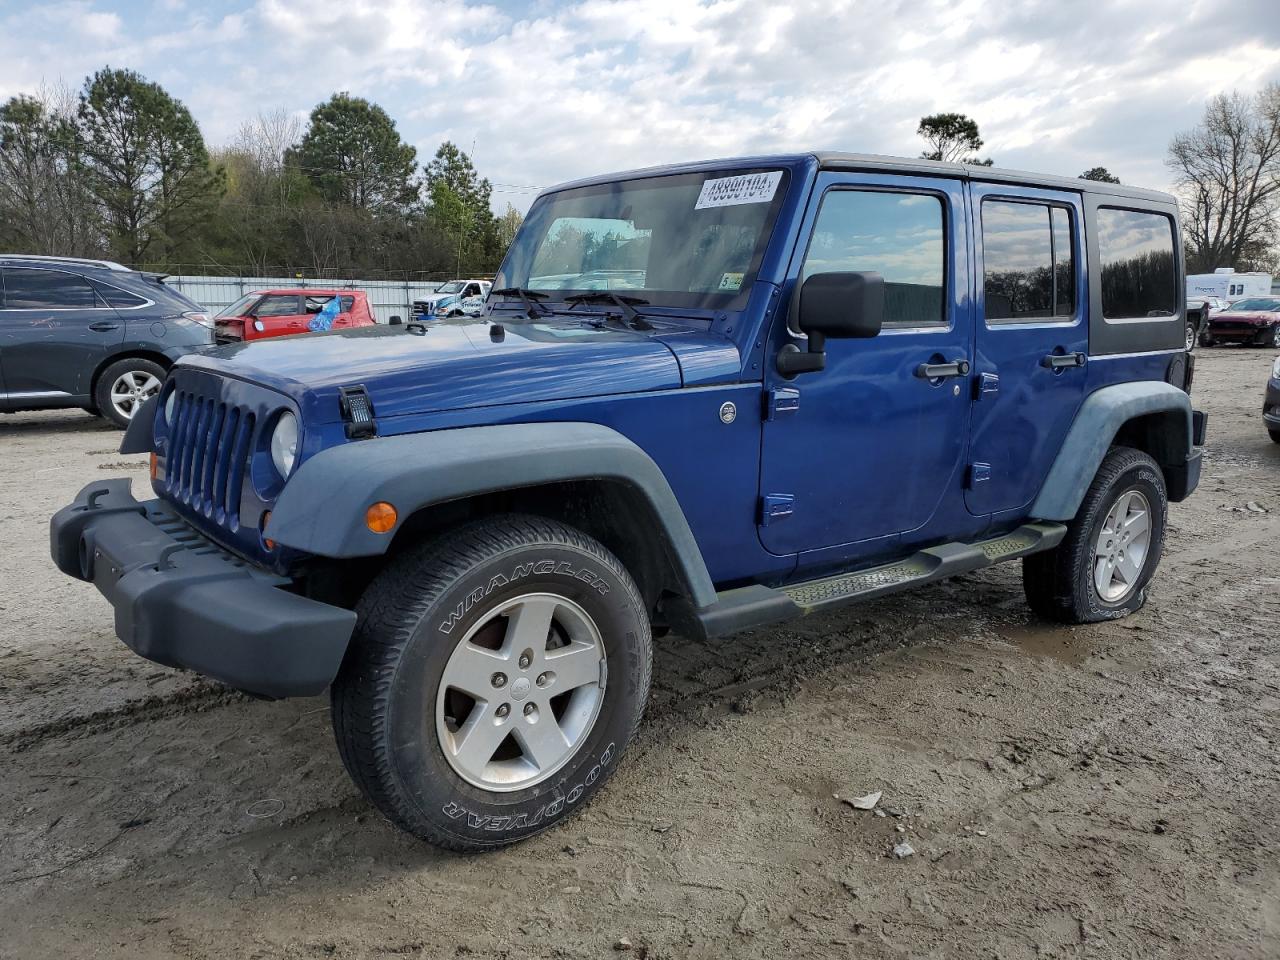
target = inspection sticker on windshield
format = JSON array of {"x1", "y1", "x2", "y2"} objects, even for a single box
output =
[{"x1": 695, "y1": 171, "x2": 783, "y2": 209}]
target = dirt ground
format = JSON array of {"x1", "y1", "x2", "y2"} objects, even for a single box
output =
[{"x1": 1, "y1": 347, "x2": 1277, "y2": 959}]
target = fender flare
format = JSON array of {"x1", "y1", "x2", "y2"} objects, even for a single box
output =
[
  {"x1": 1031, "y1": 381, "x2": 1192, "y2": 521},
  {"x1": 267, "y1": 422, "x2": 717, "y2": 607}
]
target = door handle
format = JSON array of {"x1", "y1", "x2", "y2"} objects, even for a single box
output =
[
  {"x1": 915, "y1": 359, "x2": 970, "y2": 380},
  {"x1": 1041, "y1": 351, "x2": 1086, "y2": 369},
  {"x1": 88, "y1": 321, "x2": 119, "y2": 332}
]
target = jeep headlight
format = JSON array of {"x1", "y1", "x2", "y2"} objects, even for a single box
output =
[
  {"x1": 270, "y1": 411, "x2": 299, "y2": 478},
  {"x1": 164, "y1": 390, "x2": 176, "y2": 425}
]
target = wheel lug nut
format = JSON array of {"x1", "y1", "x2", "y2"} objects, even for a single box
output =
[
  {"x1": 496, "y1": 704, "x2": 510, "y2": 718},
  {"x1": 536, "y1": 673, "x2": 549, "y2": 687},
  {"x1": 523, "y1": 703, "x2": 536, "y2": 717},
  {"x1": 519, "y1": 655, "x2": 531, "y2": 669},
  {"x1": 491, "y1": 672, "x2": 507, "y2": 688}
]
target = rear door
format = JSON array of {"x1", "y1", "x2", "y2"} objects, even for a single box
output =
[
  {"x1": 0, "y1": 266, "x2": 124, "y2": 401},
  {"x1": 965, "y1": 184, "x2": 1087, "y2": 517},
  {"x1": 758, "y1": 172, "x2": 976, "y2": 560}
]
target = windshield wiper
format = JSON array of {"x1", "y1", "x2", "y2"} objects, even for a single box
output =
[
  {"x1": 563, "y1": 292, "x2": 654, "y2": 330},
  {"x1": 490, "y1": 287, "x2": 551, "y2": 318}
]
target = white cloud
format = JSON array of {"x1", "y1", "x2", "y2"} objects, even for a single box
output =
[{"x1": 1, "y1": 0, "x2": 1278, "y2": 210}]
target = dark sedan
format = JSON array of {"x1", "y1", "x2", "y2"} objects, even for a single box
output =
[{"x1": 1204, "y1": 297, "x2": 1280, "y2": 348}]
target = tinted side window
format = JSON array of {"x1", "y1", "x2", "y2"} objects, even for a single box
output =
[
  {"x1": 1052, "y1": 207, "x2": 1076, "y2": 316},
  {"x1": 256, "y1": 295, "x2": 301, "y2": 317},
  {"x1": 93, "y1": 282, "x2": 148, "y2": 308},
  {"x1": 1096, "y1": 208, "x2": 1177, "y2": 319},
  {"x1": 981, "y1": 200, "x2": 1076, "y2": 322},
  {"x1": 803, "y1": 190, "x2": 946, "y2": 327},
  {"x1": 3, "y1": 268, "x2": 99, "y2": 309}
]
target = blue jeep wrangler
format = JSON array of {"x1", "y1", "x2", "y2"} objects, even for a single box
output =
[{"x1": 51, "y1": 154, "x2": 1205, "y2": 851}]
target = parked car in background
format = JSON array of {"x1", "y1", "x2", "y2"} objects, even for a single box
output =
[
  {"x1": 0, "y1": 255, "x2": 213, "y2": 427},
  {"x1": 412, "y1": 280, "x2": 492, "y2": 318},
  {"x1": 1202, "y1": 297, "x2": 1280, "y2": 348},
  {"x1": 1186, "y1": 298, "x2": 1212, "y2": 351},
  {"x1": 214, "y1": 289, "x2": 375, "y2": 344},
  {"x1": 1266, "y1": 356, "x2": 1280, "y2": 443}
]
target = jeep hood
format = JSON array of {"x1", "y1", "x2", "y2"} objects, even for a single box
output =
[{"x1": 183, "y1": 320, "x2": 684, "y2": 421}]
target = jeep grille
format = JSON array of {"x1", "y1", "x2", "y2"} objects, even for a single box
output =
[{"x1": 164, "y1": 389, "x2": 256, "y2": 529}]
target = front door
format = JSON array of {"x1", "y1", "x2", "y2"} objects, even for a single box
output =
[
  {"x1": 0, "y1": 266, "x2": 123, "y2": 401},
  {"x1": 253, "y1": 294, "x2": 307, "y2": 337},
  {"x1": 965, "y1": 184, "x2": 1088, "y2": 517},
  {"x1": 759, "y1": 173, "x2": 975, "y2": 560}
]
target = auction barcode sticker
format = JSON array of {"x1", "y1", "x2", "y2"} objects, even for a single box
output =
[{"x1": 695, "y1": 171, "x2": 784, "y2": 210}]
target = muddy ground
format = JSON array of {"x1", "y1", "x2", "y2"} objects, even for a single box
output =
[{"x1": 1, "y1": 347, "x2": 1277, "y2": 959}]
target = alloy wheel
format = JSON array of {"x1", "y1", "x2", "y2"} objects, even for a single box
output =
[
  {"x1": 109, "y1": 370, "x2": 162, "y2": 421},
  {"x1": 435, "y1": 592, "x2": 606, "y2": 791},
  {"x1": 1092, "y1": 490, "x2": 1152, "y2": 603}
]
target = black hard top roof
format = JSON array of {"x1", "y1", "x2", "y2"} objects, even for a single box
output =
[{"x1": 543, "y1": 152, "x2": 1176, "y2": 206}]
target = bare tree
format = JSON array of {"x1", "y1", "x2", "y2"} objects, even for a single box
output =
[
  {"x1": 1168, "y1": 84, "x2": 1280, "y2": 273},
  {"x1": 0, "y1": 82, "x2": 101, "y2": 256}
]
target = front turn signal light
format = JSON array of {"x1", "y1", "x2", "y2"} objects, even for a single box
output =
[
  {"x1": 366, "y1": 502, "x2": 397, "y2": 534},
  {"x1": 149, "y1": 452, "x2": 159, "y2": 481}
]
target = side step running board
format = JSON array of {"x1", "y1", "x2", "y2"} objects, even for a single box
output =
[{"x1": 688, "y1": 522, "x2": 1067, "y2": 640}]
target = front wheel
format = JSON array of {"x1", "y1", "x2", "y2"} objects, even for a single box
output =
[
  {"x1": 1185, "y1": 321, "x2": 1197, "y2": 352},
  {"x1": 331, "y1": 515, "x2": 652, "y2": 851},
  {"x1": 1023, "y1": 447, "x2": 1168, "y2": 624}
]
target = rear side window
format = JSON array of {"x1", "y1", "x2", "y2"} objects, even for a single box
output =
[
  {"x1": 981, "y1": 200, "x2": 1076, "y2": 322},
  {"x1": 340, "y1": 296, "x2": 355, "y2": 311},
  {"x1": 802, "y1": 190, "x2": 947, "y2": 327},
  {"x1": 93, "y1": 282, "x2": 148, "y2": 308},
  {"x1": 2, "y1": 268, "x2": 99, "y2": 309},
  {"x1": 1096, "y1": 208, "x2": 1177, "y2": 319}
]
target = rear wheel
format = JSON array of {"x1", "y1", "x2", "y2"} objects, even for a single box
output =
[
  {"x1": 331, "y1": 515, "x2": 651, "y2": 851},
  {"x1": 1023, "y1": 447, "x2": 1167, "y2": 624},
  {"x1": 1269, "y1": 428, "x2": 1280, "y2": 444},
  {"x1": 94, "y1": 357, "x2": 165, "y2": 428},
  {"x1": 1185, "y1": 321, "x2": 1197, "y2": 352}
]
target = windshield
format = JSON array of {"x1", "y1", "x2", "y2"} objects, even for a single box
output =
[
  {"x1": 496, "y1": 168, "x2": 790, "y2": 312},
  {"x1": 1227, "y1": 298, "x2": 1280, "y2": 311},
  {"x1": 215, "y1": 294, "x2": 259, "y2": 318},
  {"x1": 436, "y1": 281, "x2": 466, "y2": 294}
]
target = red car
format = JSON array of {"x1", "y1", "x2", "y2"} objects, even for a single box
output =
[
  {"x1": 1204, "y1": 297, "x2": 1280, "y2": 348},
  {"x1": 214, "y1": 289, "x2": 376, "y2": 343}
]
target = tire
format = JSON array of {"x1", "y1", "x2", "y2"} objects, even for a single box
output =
[
  {"x1": 331, "y1": 514, "x2": 652, "y2": 851},
  {"x1": 94, "y1": 357, "x2": 166, "y2": 429},
  {"x1": 1185, "y1": 321, "x2": 1197, "y2": 352},
  {"x1": 1269, "y1": 429, "x2": 1280, "y2": 445},
  {"x1": 1023, "y1": 446, "x2": 1167, "y2": 624},
  {"x1": 1199, "y1": 330, "x2": 1216, "y2": 347}
]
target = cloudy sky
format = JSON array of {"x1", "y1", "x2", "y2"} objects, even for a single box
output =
[{"x1": 2, "y1": 0, "x2": 1278, "y2": 211}]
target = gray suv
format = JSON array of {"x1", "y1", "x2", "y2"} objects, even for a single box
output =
[{"x1": 0, "y1": 256, "x2": 213, "y2": 427}]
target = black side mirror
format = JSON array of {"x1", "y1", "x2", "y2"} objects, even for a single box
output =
[
  {"x1": 389, "y1": 315, "x2": 403, "y2": 325},
  {"x1": 778, "y1": 271, "x2": 884, "y2": 376}
]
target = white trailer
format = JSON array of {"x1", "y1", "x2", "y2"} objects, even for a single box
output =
[{"x1": 1186, "y1": 268, "x2": 1273, "y2": 301}]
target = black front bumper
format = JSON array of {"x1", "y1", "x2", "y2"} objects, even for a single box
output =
[{"x1": 50, "y1": 479, "x2": 356, "y2": 699}]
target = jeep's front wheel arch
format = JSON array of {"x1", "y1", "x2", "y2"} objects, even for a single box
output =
[
  {"x1": 330, "y1": 514, "x2": 652, "y2": 850},
  {"x1": 384, "y1": 478, "x2": 697, "y2": 614}
]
